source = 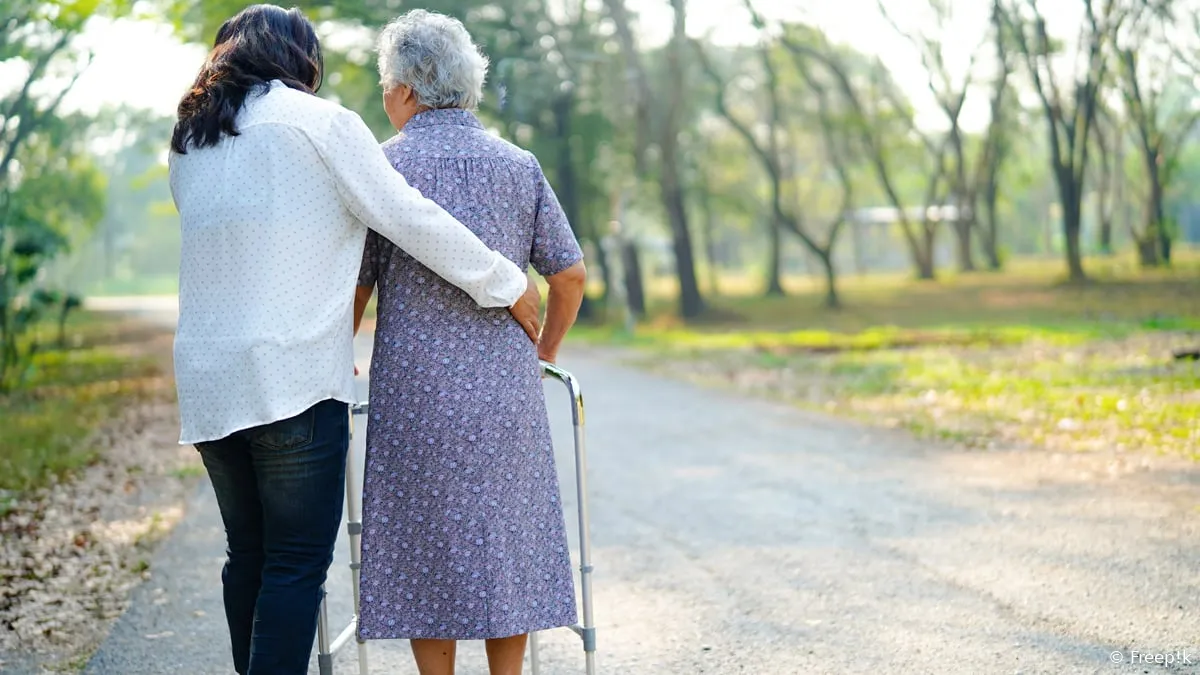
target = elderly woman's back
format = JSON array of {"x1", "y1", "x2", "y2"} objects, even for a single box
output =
[
  {"x1": 362, "y1": 110, "x2": 580, "y2": 289},
  {"x1": 353, "y1": 11, "x2": 586, "y2": 673}
]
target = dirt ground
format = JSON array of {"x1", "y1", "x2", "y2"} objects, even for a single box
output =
[{"x1": 0, "y1": 321, "x2": 198, "y2": 673}]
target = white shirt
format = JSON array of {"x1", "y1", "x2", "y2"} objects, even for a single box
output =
[{"x1": 169, "y1": 81, "x2": 526, "y2": 444}]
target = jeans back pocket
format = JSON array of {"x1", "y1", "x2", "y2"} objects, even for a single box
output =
[{"x1": 249, "y1": 406, "x2": 316, "y2": 452}]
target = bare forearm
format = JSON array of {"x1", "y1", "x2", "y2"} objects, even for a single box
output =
[
  {"x1": 537, "y1": 262, "x2": 586, "y2": 362},
  {"x1": 353, "y1": 285, "x2": 373, "y2": 335}
]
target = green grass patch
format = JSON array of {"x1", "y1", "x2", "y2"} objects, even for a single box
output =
[
  {"x1": 590, "y1": 254, "x2": 1200, "y2": 457},
  {"x1": 821, "y1": 340, "x2": 1199, "y2": 456},
  {"x1": 0, "y1": 313, "x2": 163, "y2": 494}
]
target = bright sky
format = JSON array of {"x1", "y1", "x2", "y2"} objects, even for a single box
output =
[{"x1": 11, "y1": 0, "x2": 1089, "y2": 137}]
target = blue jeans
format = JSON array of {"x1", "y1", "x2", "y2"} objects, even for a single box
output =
[{"x1": 197, "y1": 399, "x2": 349, "y2": 675}]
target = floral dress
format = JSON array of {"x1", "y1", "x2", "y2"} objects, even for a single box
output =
[{"x1": 356, "y1": 108, "x2": 583, "y2": 640}]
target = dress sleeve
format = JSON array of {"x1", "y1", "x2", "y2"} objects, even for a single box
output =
[
  {"x1": 528, "y1": 159, "x2": 584, "y2": 277},
  {"x1": 312, "y1": 108, "x2": 525, "y2": 308}
]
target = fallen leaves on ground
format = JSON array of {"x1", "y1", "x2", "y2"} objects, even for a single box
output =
[{"x1": 0, "y1": 393, "x2": 196, "y2": 670}]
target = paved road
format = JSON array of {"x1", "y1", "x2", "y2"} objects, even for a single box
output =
[{"x1": 82, "y1": 301, "x2": 1200, "y2": 674}]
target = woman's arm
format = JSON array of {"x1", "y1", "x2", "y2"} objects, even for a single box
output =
[
  {"x1": 313, "y1": 108, "x2": 540, "y2": 342},
  {"x1": 537, "y1": 261, "x2": 586, "y2": 364},
  {"x1": 353, "y1": 285, "x2": 373, "y2": 336}
]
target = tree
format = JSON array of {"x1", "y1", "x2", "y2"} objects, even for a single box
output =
[
  {"x1": 687, "y1": 112, "x2": 765, "y2": 296},
  {"x1": 1090, "y1": 103, "x2": 1123, "y2": 256},
  {"x1": 974, "y1": 0, "x2": 1018, "y2": 270},
  {"x1": 878, "y1": 0, "x2": 984, "y2": 274},
  {"x1": 185, "y1": 0, "x2": 640, "y2": 320},
  {"x1": 780, "y1": 26, "x2": 943, "y2": 280},
  {"x1": 1001, "y1": 0, "x2": 1126, "y2": 282},
  {"x1": 1114, "y1": 0, "x2": 1199, "y2": 266},
  {"x1": 602, "y1": 0, "x2": 706, "y2": 318},
  {"x1": 1, "y1": 1, "x2": 123, "y2": 390},
  {"x1": 693, "y1": 4, "x2": 852, "y2": 308}
]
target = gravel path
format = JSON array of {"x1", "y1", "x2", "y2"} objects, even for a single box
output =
[{"x1": 83, "y1": 328, "x2": 1200, "y2": 674}]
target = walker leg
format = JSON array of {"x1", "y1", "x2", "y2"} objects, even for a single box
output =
[
  {"x1": 569, "y1": 385, "x2": 597, "y2": 675},
  {"x1": 349, "y1": 404, "x2": 370, "y2": 675},
  {"x1": 540, "y1": 362, "x2": 598, "y2": 675},
  {"x1": 529, "y1": 631, "x2": 541, "y2": 675},
  {"x1": 317, "y1": 586, "x2": 333, "y2": 675}
]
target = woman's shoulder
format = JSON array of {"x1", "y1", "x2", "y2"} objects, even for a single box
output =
[
  {"x1": 385, "y1": 126, "x2": 536, "y2": 167},
  {"x1": 243, "y1": 84, "x2": 354, "y2": 135},
  {"x1": 476, "y1": 132, "x2": 540, "y2": 169}
]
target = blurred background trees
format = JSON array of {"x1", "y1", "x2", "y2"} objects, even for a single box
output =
[
  {"x1": 0, "y1": 0, "x2": 131, "y2": 390},
  {"x1": 6, "y1": 0, "x2": 1200, "y2": 346}
]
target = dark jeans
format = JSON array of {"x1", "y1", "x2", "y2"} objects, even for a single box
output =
[{"x1": 197, "y1": 398, "x2": 349, "y2": 675}]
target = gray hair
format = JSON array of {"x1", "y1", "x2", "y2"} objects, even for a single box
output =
[{"x1": 376, "y1": 10, "x2": 488, "y2": 110}]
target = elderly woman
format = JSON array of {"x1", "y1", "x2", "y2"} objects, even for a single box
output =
[{"x1": 351, "y1": 10, "x2": 587, "y2": 675}]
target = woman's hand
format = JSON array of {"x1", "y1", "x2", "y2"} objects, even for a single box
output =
[{"x1": 508, "y1": 275, "x2": 542, "y2": 344}]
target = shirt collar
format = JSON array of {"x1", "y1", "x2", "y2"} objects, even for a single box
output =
[{"x1": 404, "y1": 108, "x2": 485, "y2": 131}]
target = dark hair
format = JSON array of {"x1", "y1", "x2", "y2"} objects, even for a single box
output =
[{"x1": 171, "y1": 4, "x2": 323, "y2": 154}]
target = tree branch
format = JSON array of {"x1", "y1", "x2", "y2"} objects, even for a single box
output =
[{"x1": 0, "y1": 31, "x2": 77, "y2": 186}]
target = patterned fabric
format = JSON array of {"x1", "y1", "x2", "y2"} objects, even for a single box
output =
[
  {"x1": 168, "y1": 81, "x2": 526, "y2": 444},
  {"x1": 357, "y1": 108, "x2": 583, "y2": 641}
]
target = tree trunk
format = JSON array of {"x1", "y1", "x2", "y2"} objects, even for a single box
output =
[
  {"x1": 1060, "y1": 176, "x2": 1087, "y2": 281},
  {"x1": 661, "y1": 168, "x2": 704, "y2": 318},
  {"x1": 700, "y1": 185, "x2": 720, "y2": 297},
  {"x1": 1148, "y1": 155, "x2": 1169, "y2": 264},
  {"x1": 1065, "y1": 218, "x2": 1085, "y2": 281},
  {"x1": 954, "y1": 219, "x2": 975, "y2": 273},
  {"x1": 1096, "y1": 139, "x2": 1114, "y2": 257},
  {"x1": 1094, "y1": 114, "x2": 1115, "y2": 256},
  {"x1": 661, "y1": 0, "x2": 704, "y2": 319},
  {"x1": 551, "y1": 91, "x2": 596, "y2": 319},
  {"x1": 594, "y1": 240, "x2": 613, "y2": 306},
  {"x1": 981, "y1": 181, "x2": 1002, "y2": 270},
  {"x1": 1099, "y1": 210, "x2": 1114, "y2": 256},
  {"x1": 916, "y1": 223, "x2": 937, "y2": 280},
  {"x1": 622, "y1": 240, "x2": 646, "y2": 318},
  {"x1": 1134, "y1": 158, "x2": 1163, "y2": 267},
  {"x1": 948, "y1": 122, "x2": 976, "y2": 273},
  {"x1": 817, "y1": 248, "x2": 840, "y2": 309},
  {"x1": 765, "y1": 217, "x2": 784, "y2": 296},
  {"x1": 1136, "y1": 236, "x2": 1159, "y2": 266},
  {"x1": 1094, "y1": 169, "x2": 1114, "y2": 256}
]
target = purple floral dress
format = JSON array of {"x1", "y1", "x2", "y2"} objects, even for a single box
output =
[{"x1": 356, "y1": 109, "x2": 583, "y2": 641}]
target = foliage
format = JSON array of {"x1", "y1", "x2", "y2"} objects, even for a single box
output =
[
  {"x1": 61, "y1": 110, "x2": 180, "y2": 296},
  {"x1": 0, "y1": 0, "x2": 131, "y2": 391},
  {"x1": 0, "y1": 312, "x2": 161, "y2": 494},
  {"x1": 158, "y1": 0, "x2": 1200, "y2": 318},
  {"x1": 601, "y1": 257, "x2": 1200, "y2": 457}
]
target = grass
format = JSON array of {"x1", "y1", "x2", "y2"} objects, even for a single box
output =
[
  {"x1": 0, "y1": 313, "x2": 164, "y2": 496},
  {"x1": 582, "y1": 252, "x2": 1200, "y2": 458}
]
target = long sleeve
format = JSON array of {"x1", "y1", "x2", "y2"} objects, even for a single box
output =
[{"x1": 313, "y1": 109, "x2": 525, "y2": 308}]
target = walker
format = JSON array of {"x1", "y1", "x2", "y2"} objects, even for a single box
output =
[{"x1": 316, "y1": 361, "x2": 597, "y2": 675}]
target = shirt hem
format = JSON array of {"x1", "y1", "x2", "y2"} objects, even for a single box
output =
[{"x1": 177, "y1": 392, "x2": 360, "y2": 446}]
